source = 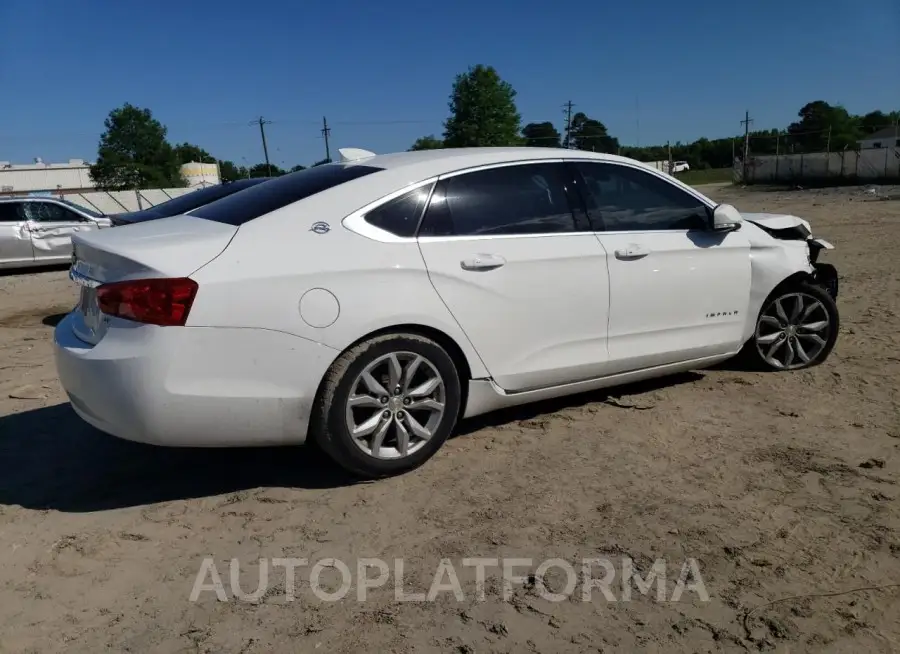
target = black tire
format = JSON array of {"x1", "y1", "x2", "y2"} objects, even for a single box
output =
[
  {"x1": 311, "y1": 333, "x2": 462, "y2": 478},
  {"x1": 740, "y1": 280, "x2": 839, "y2": 371}
]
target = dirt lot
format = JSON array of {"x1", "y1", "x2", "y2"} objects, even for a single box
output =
[{"x1": 1, "y1": 184, "x2": 898, "y2": 653}]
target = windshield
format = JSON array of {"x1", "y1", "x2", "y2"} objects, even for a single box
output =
[
  {"x1": 144, "y1": 179, "x2": 267, "y2": 217},
  {"x1": 59, "y1": 199, "x2": 103, "y2": 218}
]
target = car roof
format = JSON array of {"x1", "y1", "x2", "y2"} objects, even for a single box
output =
[
  {"x1": 355, "y1": 147, "x2": 634, "y2": 178},
  {"x1": 0, "y1": 196, "x2": 68, "y2": 203}
]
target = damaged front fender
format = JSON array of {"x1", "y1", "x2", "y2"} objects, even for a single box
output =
[{"x1": 741, "y1": 220, "x2": 821, "y2": 343}]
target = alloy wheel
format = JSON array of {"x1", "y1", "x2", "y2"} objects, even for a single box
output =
[
  {"x1": 345, "y1": 351, "x2": 446, "y2": 459},
  {"x1": 755, "y1": 292, "x2": 831, "y2": 370}
]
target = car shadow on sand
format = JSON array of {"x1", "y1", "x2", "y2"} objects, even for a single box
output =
[
  {"x1": 0, "y1": 373, "x2": 704, "y2": 513},
  {"x1": 0, "y1": 404, "x2": 361, "y2": 513}
]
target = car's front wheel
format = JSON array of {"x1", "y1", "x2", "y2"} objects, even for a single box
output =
[
  {"x1": 312, "y1": 333, "x2": 462, "y2": 478},
  {"x1": 745, "y1": 280, "x2": 839, "y2": 371}
]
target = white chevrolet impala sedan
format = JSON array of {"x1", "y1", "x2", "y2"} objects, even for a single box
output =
[{"x1": 54, "y1": 147, "x2": 839, "y2": 478}]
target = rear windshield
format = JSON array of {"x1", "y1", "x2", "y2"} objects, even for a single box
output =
[
  {"x1": 147, "y1": 179, "x2": 267, "y2": 218},
  {"x1": 190, "y1": 164, "x2": 384, "y2": 225}
]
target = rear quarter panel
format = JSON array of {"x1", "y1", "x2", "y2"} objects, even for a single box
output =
[{"x1": 187, "y1": 186, "x2": 490, "y2": 379}]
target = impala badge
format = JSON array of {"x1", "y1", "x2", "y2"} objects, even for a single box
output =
[{"x1": 310, "y1": 221, "x2": 331, "y2": 234}]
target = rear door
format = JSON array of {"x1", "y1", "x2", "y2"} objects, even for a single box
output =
[
  {"x1": 25, "y1": 201, "x2": 100, "y2": 262},
  {"x1": 0, "y1": 202, "x2": 35, "y2": 267},
  {"x1": 417, "y1": 161, "x2": 611, "y2": 392},
  {"x1": 572, "y1": 161, "x2": 751, "y2": 372}
]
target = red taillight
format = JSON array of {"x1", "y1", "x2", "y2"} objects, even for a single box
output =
[{"x1": 97, "y1": 277, "x2": 198, "y2": 326}]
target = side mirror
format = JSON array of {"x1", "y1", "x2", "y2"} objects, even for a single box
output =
[{"x1": 712, "y1": 203, "x2": 743, "y2": 232}]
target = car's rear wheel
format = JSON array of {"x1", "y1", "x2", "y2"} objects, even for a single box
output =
[
  {"x1": 745, "y1": 280, "x2": 838, "y2": 371},
  {"x1": 312, "y1": 333, "x2": 462, "y2": 478}
]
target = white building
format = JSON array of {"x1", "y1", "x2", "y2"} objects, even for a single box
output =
[
  {"x1": 180, "y1": 161, "x2": 221, "y2": 188},
  {"x1": 0, "y1": 159, "x2": 94, "y2": 196},
  {"x1": 859, "y1": 126, "x2": 900, "y2": 150},
  {"x1": 0, "y1": 158, "x2": 220, "y2": 196}
]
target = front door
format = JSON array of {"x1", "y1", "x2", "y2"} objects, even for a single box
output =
[
  {"x1": 572, "y1": 161, "x2": 751, "y2": 373},
  {"x1": 417, "y1": 161, "x2": 611, "y2": 392},
  {"x1": 24, "y1": 201, "x2": 98, "y2": 263}
]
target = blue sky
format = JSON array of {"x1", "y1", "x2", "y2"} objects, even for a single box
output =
[{"x1": 1, "y1": 0, "x2": 898, "y2": 168}]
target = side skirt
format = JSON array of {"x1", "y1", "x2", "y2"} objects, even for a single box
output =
[{"x1": 462, "y1": 352, "x2": 736, "y2": 419}]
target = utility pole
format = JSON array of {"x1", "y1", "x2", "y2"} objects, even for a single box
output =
[
  {"x1": 563, "y1": 101, "x2": 575, "y2": 149},
  {"x1": 826, "y1": 125, "x2": 832, "y2": 153},
  {"x1": 667, "y1": 140, "x2": 672, "y2": 175},
  {"x1": 740, "y1": 110, "x2": 753, "y2": 181},
  {"x1": 635, "y1": 96, "x2": 641, "y2": 147},
  {"x1": 322, "y1": 116, "x2": 332, "y2": 162},
  {"x1": 249, "y1": 116, "x2": 273, "y2": 176}
]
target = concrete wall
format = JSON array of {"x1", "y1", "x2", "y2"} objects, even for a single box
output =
[
  {"x1": 62, "y1": 187, "x2": 195, "y2": 214},
  {"x1": 739, "y1": 147, "x2": 900, "y2": 184},
  {"x1": 0, "y1": 161, "x2": 219, "y2": 194}
]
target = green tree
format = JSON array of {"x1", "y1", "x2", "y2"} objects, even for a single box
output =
[
  {"x1": 522, "y1": 122, "x2": 561, "y2": 148},
  {"x1": 409, "y1": 135, "x2": 444, "y2": 151},
  {"x1": 859, "y1": 110, "x2": 900, "y2": 136},
  {"x1": 443, "y1": 64, "x2": 522, "y2": 147},
  {"x1": 312, "y1": 158, "x2": 332, "y2": 167},
  {"x1": 173, "y1": 142, "x2": 213, "y2": 164},
  {"x1": 290, "y1": 164, "x2": 307, "y2": 172},
  {"x1": 786, "y1": 101, "x2": 860, "y2": 152},
  {"x1": 89, "y1": 103, "x2": 185, "y2": 190},
  {"x1": 218, "y1": 160, "x2": 241, "y2": 182},
  {"x1": 248, "y1": 163, "x2": 285, "y2": 177},
  {"x1": 567, "y1": 113, "x2": 619, "y2": 153}
]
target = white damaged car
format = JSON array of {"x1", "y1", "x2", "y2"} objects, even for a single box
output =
[{"x1": 54, "y1": 147, "x2": 839, "y2": 477}]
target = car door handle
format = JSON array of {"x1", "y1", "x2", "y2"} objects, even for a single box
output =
[
  {"x1": 460, "y1": 254, "x2": 506, "y2": 271},
  {"x1": 614, "y1": 245, "x2": 650, "y2": 260}
]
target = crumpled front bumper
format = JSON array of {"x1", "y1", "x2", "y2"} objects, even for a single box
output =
[{"x1": 813, "y1": 262, "x2": 838, "y2": 299}]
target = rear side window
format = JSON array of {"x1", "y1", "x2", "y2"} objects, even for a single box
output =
[
  {"x1": 419, "y1": 163, "x2": 576, "y2": 237},
  {"x1": 363, "y1": 184, "x2": 433, "y2": 237},
  {"x1": 191, "y1": 164, "x2": 383, "y2": 226},
  {"x1": 0, "y1": 203, "x2": 21, "y2": 222}
]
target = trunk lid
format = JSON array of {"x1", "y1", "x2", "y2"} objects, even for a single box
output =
[{"x1": 68, "y1": 215, "x2": 237, "y2": 345}]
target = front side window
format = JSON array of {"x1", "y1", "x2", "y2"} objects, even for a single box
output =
[
  {"x1": 363, "y1": 184, "x2": 433, "y2": 237},
  {"x1": 574, "y1": 162, "x2": 710, "y2": 232},
  {"x1": 24, "y1": 202, "x2": 80, "y2": 222},
  {"x1": 58, "y1": 199, "x2": 102, "y2": 218},
  {"x1": 419, "y1": 163, "x2": 576, "y2": 237}
]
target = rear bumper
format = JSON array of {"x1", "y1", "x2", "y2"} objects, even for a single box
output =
[{"x1": 54, "y1": 313, "x2": 338, "y2": 447}]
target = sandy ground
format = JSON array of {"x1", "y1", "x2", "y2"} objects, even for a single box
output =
[{"x1": 0, "y1": 184, "x2": 898, "y2": 653}]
